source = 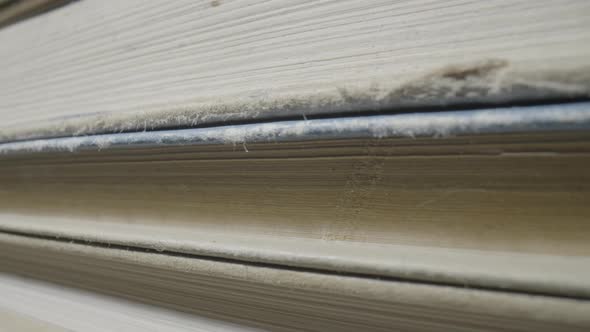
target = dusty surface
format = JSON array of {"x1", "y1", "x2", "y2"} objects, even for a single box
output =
[{"x1": 0, "y1": 0, "x2": 589, "y2": 141}]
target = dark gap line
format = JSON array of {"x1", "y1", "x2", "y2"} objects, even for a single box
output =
[
  {"x1": 3, "y1": 97, "x2": 589, "y2": 145},
  {"x1": 0, "y1": 0, "x2": 78, "y2": 30}
]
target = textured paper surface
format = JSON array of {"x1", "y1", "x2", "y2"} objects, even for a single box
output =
[
  {"x1": 1, "y1": 2, "x2": 589, "y2": 330},
  {"x1": 1, "y1": 233, "x2": 589, "y2": 331},
  {"x1": 1, "y1": 126, "x2": 589, "y2": 297},
  {"x1": 0, "y1": 0, "x2": 589, "y2": 141},
  {"x1": 0, "y1": 273, "x2": 260, "y2": 332}
]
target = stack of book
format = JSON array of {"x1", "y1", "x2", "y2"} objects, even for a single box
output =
[{"x1": 0, "y1": 1, "x2": 589, "y2": 331}]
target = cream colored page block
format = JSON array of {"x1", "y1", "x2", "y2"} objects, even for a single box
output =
[
  {"x1": 0, "y1": 133, "x2": 589, "y2": 297},
  {"x1": 0, "y1": 309, "x2": 67, "y2": 332},
  {"x1": 1, "y1": 234, "x2": 589, "y2": 331},
  {"x1": 0, "y1": 0, "x2": 589, "y2": 141},
  {"x1": 0, "y1": 273, "x2": 262, "y2": 332}
]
